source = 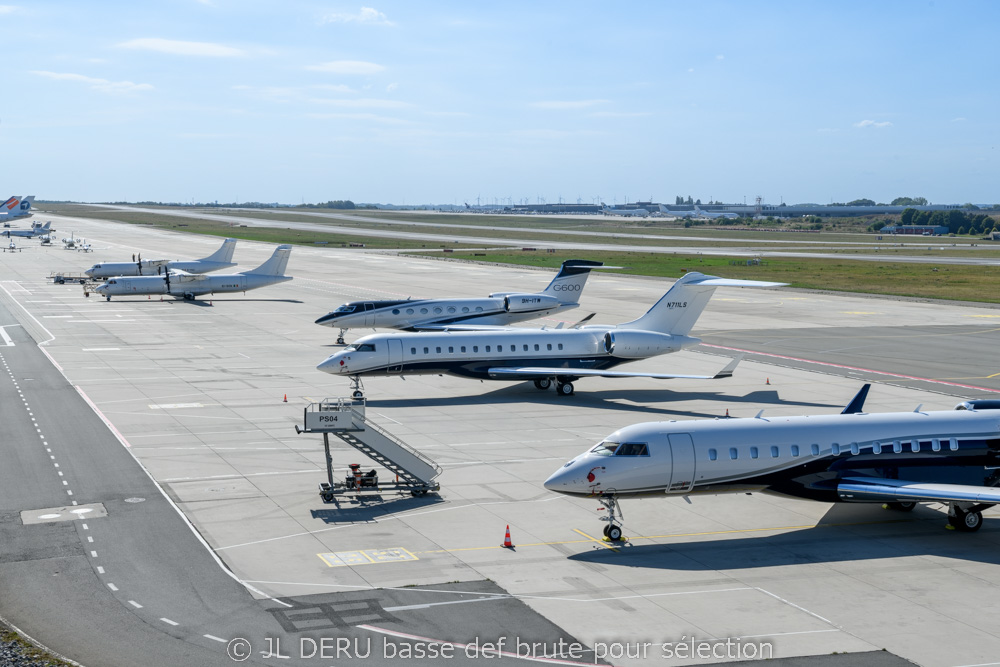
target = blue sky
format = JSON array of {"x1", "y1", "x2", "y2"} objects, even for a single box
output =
[{"x1": 4, "y1": 1, "x2": 998, "y2": 205}]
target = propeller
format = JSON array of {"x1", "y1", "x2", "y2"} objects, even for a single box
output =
[
  {"x1": 164, "y1": 268, "x2": 171, "y2": 294},
  {"x1": 137, "y1": 253, "x2": 142, "y2": 275}
]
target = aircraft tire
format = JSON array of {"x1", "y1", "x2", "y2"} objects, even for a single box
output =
[
  {"x1": 557, "y1": 382, "x2": 574, "y2": 396},
  {"x1": 534, "y1": 379, "x2": 551, "y2": 390},
  {"x1": 352, "y1": 390, "x2": 364, "y2": 400},
  {"x1": 886, "y1": 502, "x2": 916, "y2": 512},
  {"x1": 607, "y1": 525, "x2": 622, "y2": 541},
  {"x1": 105, "y1": 295, "x2": 111, "y2": 301},
  {"x1": 950, "y1": 510, "x2": 983, "y2": 532}
]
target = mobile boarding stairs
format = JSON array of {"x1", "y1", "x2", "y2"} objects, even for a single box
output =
[{"x1": 296, "y1": 398, "x2": 441, "y2": 502}]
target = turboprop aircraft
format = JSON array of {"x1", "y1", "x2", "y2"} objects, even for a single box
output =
[
  {"x1": 544, "y1": 385, "x2": 1000, "y2": 541},
  {"x1": 93, "y1": 244, "x2": 291, "y2": 301},
  {"x1": 85, "y1": 238, "x2": 237, "y2": 279},
  {"x1": 316, "y1": 259, "x2": 605, "y2": 344},
  {"x1": 2, "y1": 220, "x2": 50, "y2": 238},
  {"x1": 694, "y1": 205, "x2": 739, "y2": 220},
  {"x1": 317, "y1": 271, "x2": 784, "y2": 398}
]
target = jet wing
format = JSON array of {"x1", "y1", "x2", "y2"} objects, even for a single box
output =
[
  {"x1": 837, "y1": 477, "x2": 1000, "y2": 505},
  {"x1": 488, "y1": 357, "x2": 741, "y2": 380},
  {"x1": 412, "y1": 323, "x2": 516, "y2": 332}
]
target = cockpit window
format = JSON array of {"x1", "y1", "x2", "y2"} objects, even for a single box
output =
[
  {"x1": 334, "y1": 304, "x2": 356, "y2": 313},
  {"x1": 355, "y1": 343, "x2": 376, "y2": 352},
  {"x1": 615, "y1": 442, "x2": 649, "y2": 456},
  {"x1": 590, "y1": 441, "x2": 620, "y2": 456}
]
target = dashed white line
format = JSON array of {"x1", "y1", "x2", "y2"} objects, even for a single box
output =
[
  {"x1": 81, "y1": 523, "x2": 88, "y2": 530},
  {"x1": 128, "y1": 600, "x2": 143, "y2": 609},
  {"x1": 96, "y1": 566, "x2": 105, "y2": 574},
  {"x1": 107, "y1": 583, "x2": 118, "y2": 592},
  {"x1": 160, "y1": 618, "x2": 179, "y2": 626},
  {"x1": 87, "y1": 536, "x2": 93, "y2": 543},
  {"x1": 90, "y1": 550, "x2": 97, "y2": 558},
  {"x1": 203, "y1": 635, "x2": 226, "y2": 643},
  {"x1": 66, "y1": 490, "x2": 73, "y2": 496}
]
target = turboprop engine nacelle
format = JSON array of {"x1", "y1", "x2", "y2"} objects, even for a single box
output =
[
  {"x1": 502, "y1": 293, "x2": 561, "y2": 313},
  {"x1": 603, "y1": 330, "x2": 689, "y2": 359}
]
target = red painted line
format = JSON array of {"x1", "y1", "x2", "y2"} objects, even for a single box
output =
[{"x1": 701, "y1": 344, "x2": 1000, "y2": 394}]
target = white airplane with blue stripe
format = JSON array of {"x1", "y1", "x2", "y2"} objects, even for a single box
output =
[
  {"x1": 315, "y1": 259, "x2": 605, "y2": 344},
  {"x1": 317, "y1": 271, "x2": 785, "y2": 397},
  {"x1": 544, "y1": 385, "x2": 1000, "y2": 541}
]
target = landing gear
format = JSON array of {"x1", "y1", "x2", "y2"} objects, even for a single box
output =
[
  {"x1": 948, "y1": 503, "x2": 984, "y2": 532},
  {"x1": 183, "y1": 293, "x2": 195, "y2": 301},
  {"x1": 883, "y1": 501, "x2": 916, "y2": 512},
  {"x1": 337, "y1": 328, "x2": 346, "y2": 345},
  {"x1": 533, "y1": 378, "x2": 551, "y2": 391},
  {"x1": 597, "y1": 494, "x2": 624, "y2": 542},
  {"x1": 556, "y1": 381, "x2": 574, "y2": 396},
  {"x1": 105, "y1": 295, "x2": 111, "y2": 301},
  {"x1": 349, "y1": 375, "x2": 365, "y2": 400}
]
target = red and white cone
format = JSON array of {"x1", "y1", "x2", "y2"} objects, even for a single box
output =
[
  {"x1": 501, "y1": 525, "x2": 514, "y2": 548},
  {"x1": 283, "y1": 394, "x2": 288, "y2": 403}
]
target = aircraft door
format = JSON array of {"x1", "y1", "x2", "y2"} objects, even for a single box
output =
[
  {"x1": 122, "y1": 279, "x2": 132, "y2": 293},
  {"x1": 364, "y1": 302, "x2": 375, "y2": 327},
  {"x1": 387, "y1": 338, "x2": 403, "y2": 374},
  {"x1": 667, "y1": 433, "x2": 696, "y2": 493}
]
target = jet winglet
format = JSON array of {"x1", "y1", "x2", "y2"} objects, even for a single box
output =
[
  {"x1": 713, "y1": 356, "x2": 742, "y2": 379},
  {"x1": 841, "y1": 384, "x2": 871, "y2": 414}
]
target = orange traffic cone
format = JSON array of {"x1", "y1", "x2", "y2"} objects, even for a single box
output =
[
  {"x1": 501, "y1": 525, "x2": 514, "y2": 548},
  {"x1": 766, "y1": 377, "x2": 770, "y2": 385},
  {"x1": 283, "y1": 394, "x2": 287, "y2": 403},
  {"x1": 725, "y1": 409, "x2": 730, "y2": 417}
]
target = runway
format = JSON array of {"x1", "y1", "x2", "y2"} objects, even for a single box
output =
[{"x1": 3, "y1": 212, "x2": 1000, "y2": 666}]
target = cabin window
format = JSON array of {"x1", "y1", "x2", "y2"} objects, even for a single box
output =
[
  {"x1": 591, "y1": 441, "x2": 619, "y2": 456},
  {"x1": 811, "y1": 444, "x2": 820, "y2": 456},
  {"x1": 791, "y1": 445, "x2": 800, "y2": 457},
  {"x1": 433, "y1": 307, "x2": 442, "y2": 314},
  {"x1": 770, "y1": 446, "x2": 779, "y2": 458},
  {"x1": 832, "y1": 444, "x2": 841, "y2": 455},
  {"x1": 949, "y1": 438, "x2": 959, "y2": 451},
  {"x1": 931, "y1": 439, "x2": 941, "y2": 452},
  {"x1": 472, "y1": 346, "x2": 478, "y2": 352},
  {"x1": 475, "y1": 306, "x2": 483, "y2": 312},
  {"x1": 615, "y1": 443, "x2": 649, "y2": 456},
  {"x1": 893, "y1": 441, "x2": 902, "y2": 454},
  {"x1": 911, "y1": 440, "x2": 920, "y2": 453},
  {"x1": 510, "y1": 345, "x2": 516, "y2": 352},
  {"x1": 523, "y1": 344, "x2": 529, "y2": 351},
  {"x1": 356, "y1": 343, "x2": 376, "y2": 352},
  {"x1": 547, "y1": 343, "x2": 552, "y2": 351},
  {"x1": 729, "y1": 447, "x2": 738, "y2": 460},
  {"x1": 750, "y1": 446, "x2": 759, "y2": 459},
  {"x1": 708, "y1": 448, "x2": 717, "y2": 461},
  {"x1": 849, "y1": 443, "x2": 859, "y2": 455},
  {"x1": 534, "y1": 344, "x2": 540, "y2": 351},
  {"x1": 461, "y1": 346, "x2": 466, "y2": 353},
  {"x1": 410, "y1": 347, "x2": 416, "y2": 355},
  {"x1": 448, "y1": 346, "x2": 454, "y2": 353},
  {"x1": 462, "y1": 307, "x2": 469, "y2": 313},
  {"x1": 447, "y1": 307, "x2": 455, "y2": 313},
  {"x1": 485, "y1": 345, "x2": 491, "y2": 352},
  {"x1": 435, "y1": 347, "x2": 441, "y2": 353},
  {"x1": 873, "y1": 442, "x2": 882, "y2": 454},
  {"x1": 423, "y1": 347, "x2": 429, "y2": 354},
  {"x1": 392, "y1": 309, "x2": 400, "y2": 315},
  {"x1": 558, "y1": 343, "x2": 563, "y2": 350},
  {"x1": 406, "y1": 308, "x2": 414, "y2": 314},
  {"x1": 420, "y1": 308, "x2": 428, "y2": 314}
]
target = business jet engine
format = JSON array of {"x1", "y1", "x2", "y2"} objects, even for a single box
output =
[
  {"x1": 603, "y1": 330, "x2": 684, "y2": 359},
  {"x1": 502, "y1": 294, "x2": 561, "y2": 313}
]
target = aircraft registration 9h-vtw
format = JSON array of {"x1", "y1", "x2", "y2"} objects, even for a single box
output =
[
  {"x1": 85, "y1": 238, "x2": 237, "y2": 278},
  {"x1": 544, "y1": 385, "x2": 1000, "y2": 541},
  {"x1": 317, "y1": 271, "x2": 784, "y2": 397},
  {"x1": 315, "y1": 259, "x2": 604, "y2": 344},
  {"x1": 93, "y1": 244, "x2": 291, "y2": 301}
]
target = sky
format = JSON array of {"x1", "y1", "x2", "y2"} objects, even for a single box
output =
[{"x1": 4, "y1": 1, "x2": 999, "y2": 205}]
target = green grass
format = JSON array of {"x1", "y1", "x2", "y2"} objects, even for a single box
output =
[{"x1": 405, "y1": 249, "x2": 1000, "y2": 304}]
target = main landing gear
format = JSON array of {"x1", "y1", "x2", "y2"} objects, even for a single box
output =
[
  {"x1": 349, "y1": 375, "x2": 365, "y2": 400},
  {"x1": 532, "y1": 377, "x2": 575, "y2": 396},
  {"x1": 948, "y1": 502, "x2": 985, "y2": 532},
  {"x1": 883, "y1": 501, "x2": 916, "y2": 512},
  {"x1": 597, "y1": 494, "x2": 624, "y2": 542}
]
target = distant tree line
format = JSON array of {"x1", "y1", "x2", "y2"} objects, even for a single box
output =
[
  {"x1": 892, "y1": 208, "x2": 998, "y2": 234},
  {"x1": 301, "y1": 200, "x2": 356, "y2": 209}
]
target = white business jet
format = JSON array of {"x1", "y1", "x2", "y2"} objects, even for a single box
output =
[
  {"x1": 544, "y1": 385, "x2": 1000, "y2": 541},
  {"x1": 315, "y1": 259, "x2": 604, "y2": 344},
  {"x1": 93, "y1": 245, "x2": 291, "y2": 301},
  {"x1": 85, "y1": 238, "x2": 237, "y2": 279},
  {"x1": 317, "y1": 271, "x2": 784, "y2": 398}
]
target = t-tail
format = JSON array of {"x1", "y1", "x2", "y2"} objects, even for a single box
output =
[
  {"x1": 617, "y1": 272, "x2": 785, "y2": 335},
  {"x1": 242, "y1": 244, "x2": 292, "y2": 277},
  {"x1": 198, "y1": 237, "x2": 237, "y2": 265},
  {"x1": 540, "y1": 259, "x2": 604, "y2": 304}
]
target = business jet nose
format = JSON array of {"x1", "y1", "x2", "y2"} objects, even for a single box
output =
[
  {"x1": 314, "y1": 312, "x2": 337, "y2": 326},
  {"x1": 543, "y1": 461, "x2": 584, "y2": 493},
  {"x1": 317, "y1": 353, "x2": 346, "y2": 374},
  {"x1": 84, "y1": 267, "x2": 94, "y2": 277}
]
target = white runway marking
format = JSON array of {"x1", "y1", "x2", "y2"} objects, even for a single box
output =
[
  {"x1": 107, "y1": 583, "x2": 118, "y2": 591},
  {"x1": 160, "y1": 618, "x2": 179, "y2": 626},
  {"x1": 204, "y1": 634, "x2": 227, "y2": 643},
  {"x1": 0, "y1": 325, "x2": 17, "y2": 346},
  {"x1": 128, "y1": 600, "x2": 143, "y2": 609}
]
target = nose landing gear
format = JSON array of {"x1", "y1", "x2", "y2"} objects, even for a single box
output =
[
  {"x1": 337, "y1": 328, "x2": 347, "y2": 345},
  {"x1": 597, "y1": 494, "x2": 624, "y2": 542},
  {"x1": 349, "y1": 375, "x2": 365, "y2": 400}
]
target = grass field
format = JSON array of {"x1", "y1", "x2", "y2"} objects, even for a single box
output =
[{"x1": 405, "y1": 249, "x2": 1000, "y2": 304}]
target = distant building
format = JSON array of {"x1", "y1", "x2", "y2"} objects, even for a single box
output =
[{"x1": 880, "y1": 225, "x2": 949, "y2": 235}]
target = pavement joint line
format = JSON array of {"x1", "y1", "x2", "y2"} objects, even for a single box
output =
[{"x1": 754, "y1": 587, "x2": 836, "y2": 626}]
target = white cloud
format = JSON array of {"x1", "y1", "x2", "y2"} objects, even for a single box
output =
[
  {"x1": 320, "y1": 7, "x2": 394, "y2": 26},
  {"x1": 590, "y1": 111, "x2": 652, "y2": 118},
  {"x1": 313, "y1": 84, "x2": 356, "y2": 93},
  {"x1": 716, "y1": 54, "x2": 725, "y2": 60},
  {"x1": 0, "y1": 5, "x2": 18, "y2": 14},
  {"x1": 307, "y1": 60, "x2": 385, "y2": 75},
  {"x1": 385, "y1": 82, "x2": 398, "y2": 92},
  {"x1": 854, "y1": 119, "x2": 892, "y2": 128},
  {"x1": 687, "y1": 68, "x2": 694, "y2": 73},
  {"x1": 529, "y1": 99, "x2": 609, "y2": 110},
  {"x1": 30, "y1": 70, "x2": 153, "y2": 93},
  {"x1": 118, "y1": 38, "x2": 244, "y2": 57}
]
